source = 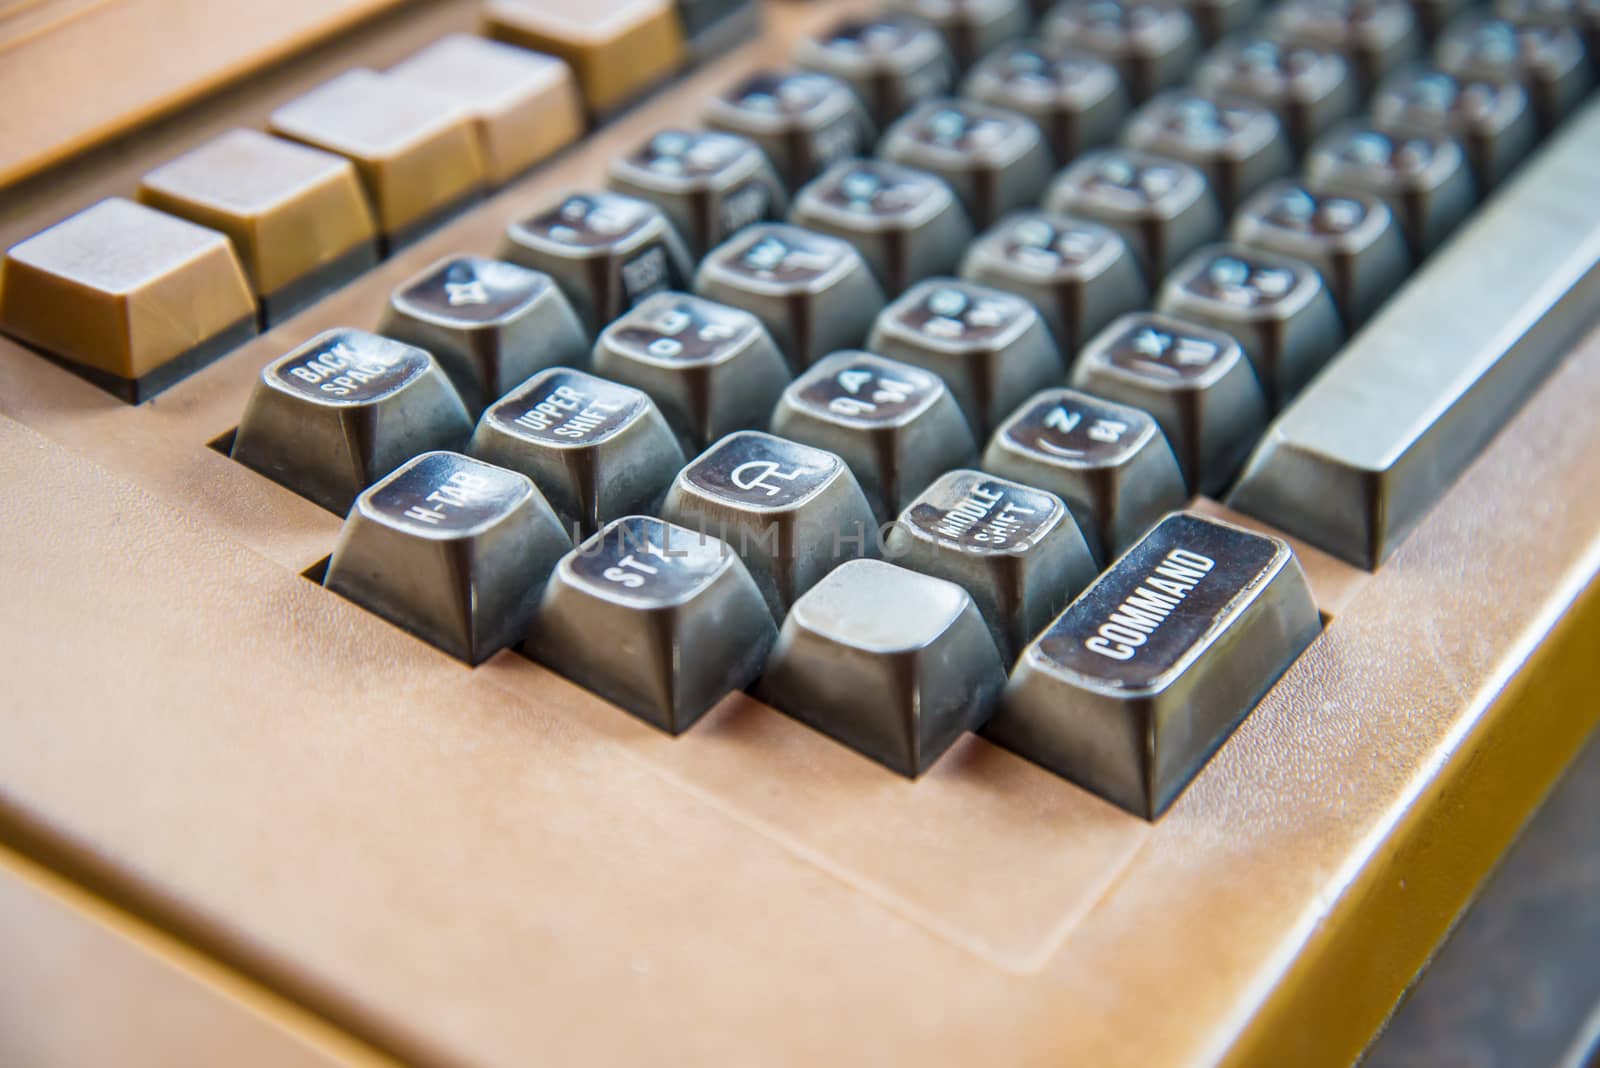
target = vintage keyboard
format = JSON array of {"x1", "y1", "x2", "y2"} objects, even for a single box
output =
[{"x1": 2, "y1": 0, "x2": 1599, "y2": 1064}]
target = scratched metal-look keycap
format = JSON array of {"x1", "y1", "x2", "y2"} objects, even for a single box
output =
[
  {"x1": 232, "y1": 329, "x2": 472, "y2": 513},
  {"x1": 961, "y1": 43, "x2": 1131, "y2": 162},
  {"x1": 1041, "y1": 0, "x2": 1200, "y2": 102},
  {"x1": 660, "y1": 430, "x2": 878, "y2": 616},
  {"x1": 607, "y1": 128, "x2": 787, "y2": 257},
  {"x1": 988, "y1": 511, "x2": 1320, "y2": 817},
  {"x1": 527, "y1": 515, "x2": 777, "y2": 733},
  {"x1": 982, "y1": 387, "x2": 1186, "y2": 561},
  {"x1": 866, "y1": 278, "x2": 1063, "y2": 436},
  {"x1": 769, "y1": 350, "x2": 977, "y2": 520},
  {"x1": 1267, "y1": 0, "x2": 1423, "y2": 91},
  {"x1": 502, "y1": 190, "x2": 693, "y2": 331},
  {"x1": 694, "y1": 223, "x2": 885, "y2": 369},
  {"x1": 794, "y1": 15, "x2": 957, "y2": 128},
  {"x1": 590, "y1": 291, "x2": 791, "y2": 451},
  {"x1": 1121, "y1": 90, "x2": 1295, "y2": 213},
  {"x1": 1434, "y1": 15, "x2": 1594, "y2": 130},
  {"x1": 1304, "y1": 122, "x2": 1477, "y2": 256},
  {"x1": 468, "y1": 367, "x2": 685, "y2": 537},
  {"x1": 1230, "y1": 181, "x2": 1411, "y2": 327},
  {"x1": 379, "y1": 255, "x2": 589, "y2": 414},
  {"x1": 324, "y1": 451, "x2": 571, "y2": 663},
  {"x1": 1193, "y1": 37, "x2": 1359, "y2": 151},
  {"x1": 757, "y1": 558, "x2": 1007, "y2": 776},
  {"x1": 885, "y1": 0, "x2": 1030, "y2": 68},
  {"x1": 1044, "y1": 147, "x2": 1223, "y2": 280},
  {"x1": 958, "y1": 211, "x2": 1148, "y2": 355},
  {"x1": 1371, "y1": 68, "x2": 1539, "y2": 191},
  {"x1": 703, "y1": 70, "x2": 877, "y2": 190},
  {"x1": 885, "y1": 469, "x2": 1098, "y2": 659},
  {"x1": 1069, "y1": 312, "x2": 1268, "y2": 494},
  {"x1": 878, "y1": 99, "x2": 1055, "y2": 231},
  {"x1": 1155, "y1": 243, "x2": 1344, "y2": 411},
  {"x1": 789, "y1": 159, "x2": 974, "y2": 295}
]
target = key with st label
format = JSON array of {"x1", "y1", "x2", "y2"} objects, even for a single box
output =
[{"x1": 987, "y1": 511, "x2": 1321, "y2": 818}]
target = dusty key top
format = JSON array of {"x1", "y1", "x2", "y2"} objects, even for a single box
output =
[
  {"x1": 591, "y1": 291, "x2": 791, "y2": 451},
  {"x1": 770, "y1": 350, "x2": 978, "y2": 520},
  {"x1": 884, "y1": 0, "x2": 1030, "y2": 68},
  {"x1": 1120, "y1": 90, "x2": 1295, "y2": 213},
  {"x1": 324, "y1": 451, "x2": 571, "y2": 664},
  {"x1": 661, "y1": 430, "x2": 878, "y2": 616},
  {"x1": 886, "y1": 469, "x2": 1098, "y2": 658},
  {"x1": 0, "y1": 198, "x2": 256, "y2": 402},
  {"x1": 1370, "y1": 68, "x2": 1540, "y2": 191},
  {"x1": 231, "y1": 329, "x2": 473, "y2": 513},
  {"x1": 1193, "y1": 37, "x2": 1359, "y2": 152},
  {"x1": 528, "y1": 515, "x2": 778, "y2": 733},
  {"x1": 757, "y1": 558, "x2": 1007, "y2": 776},
  {"x1": 468, "y1": 367, "x2": 685, "y2": 537},
  {"x1": 702, "y1": 70, "x2": 876, "y2": 190},
  {"x1": 608, "y1": 128, "x2": 787, "y2": 257},
  {"x1": 268, "y1": 69, "x2": 485, "y2": 248},
  {"x1": 962, "y1": 43, "x2": 1131, "y2": 162},
  {"x1": 986, "y1": 511, "x2": 1321, "y2": 818},
  {"x1": 1304, "y1": 122, "x2": 1477, "y2": 256},
  {"x1": 1267, "y1": 0, "x2": 1424, "y2": 91},
  {"x1": 1041, "y1": 0, "x2": 1201, "y2": 102},
  {"x1": 795, "y1": 15, "x2": 957, "y2": 128},
  {"x1": 879, "y1": 98, "x2": 1056, "y2": 230},
  {"x1": 137, "y1": 129, "x2": 378, "y2": 325},
  {"x1": 484, "y1": 0, "x2": 686, "y2": 116},
  {"x1": 379, "y1": 255, "x2": 589, "y2": 414},
  {"x1": 1434, "y1": 15, "x2": 1594, "y2": 130}
]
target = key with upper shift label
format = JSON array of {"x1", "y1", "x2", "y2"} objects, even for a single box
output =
[
  {"x1": 878, "y1": 98, "x2": 1055, "y2": 230},
  {"x1": 1304, "y1": 123, "x2": 1477, "y2": 256},
  {"x1": 608, "y1": 128, "x2": 788, "y2": 257},
  {"x1": 986, "y1": 510, "x2": 1321, "y2": 818},
  {"x1": 795, "y1": 15, "x2": 956, "y2": 128},
  {"x1": 702, "y1": 70, "x2": 876, "y2": 190},
  {"x1": 1120, "y1": 90, "x2": 1295, "y2": 213},
  {"x1": 961, "y1": 43, "x2": 1131, "y2": 162}
]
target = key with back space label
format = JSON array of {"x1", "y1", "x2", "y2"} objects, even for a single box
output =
[
  {"x1": 878, "y1": 98, "x2": 1056, "y2": 230},
  {"x1": 608, "y1": 129, "x2": 788, "y2": 257},
  {"x1": 986, "y1": 510, "x2": 1321, "y2": 818},
  {"x1": 702, "y1": 70, "x2": 876, "y2": 190},
  {"x1": 795, "y1": 15, "x2": 956, "y2": 128},
  {"x1": 961, "y1": 43, "x2": 1131, "y2": 162}
]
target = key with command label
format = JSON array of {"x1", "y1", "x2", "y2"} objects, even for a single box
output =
[{"x1": 986, "y1": 511, "x2": 1321, "y2": 818}]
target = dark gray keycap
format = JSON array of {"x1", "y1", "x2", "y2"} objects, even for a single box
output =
[
  {"x1": 1494, "y1": 0, "x2": 1600, "y2": 66},
  {"x1": 962, "y1": 43, "x2": 1131, "y2": 162},
  {"x1": 1041, "y1": 0, "x2": 1201, "y2": 102},
  {"x1": 878, "y1": 99, "x2": 1055, "y2": 230},
  {"x1": 694, "y1": 223, "x2": 886, "y2": 369},
  {"x1": 661, "y1": 430, "x2": 878, "y2": 616},
  {"x1": 527, "y1": 515, "x2": 777, "y2": 733},
  {"x1": 702, "y1": 70, "x2": 877, "y2": 190},
  {"x1": 1435, "y1": 16, "x2": 1594, "y2": 130},
  {"x1": 1371, "y1": 68, "x2": 1540, "y2": 191},
  {"x1": 1069, "y1": 311, "x2": 1267, "y2": 494},
  {"x1": 959, "y1": 211, "x2": 1148, "y2": 355},
  {"x1": 982, "y1": 387, "x2": 1187, "y2": 561},
  {"x1": 502, "y1": 190, "x2": 693, "y2": 331},
  {"x1": 1120, "y1": 89, "x2": 1295, "y2": 213},
  {"x1": 1156, "y1": 243, "x2": 1344, "y2": 410},
  {"x1": 324, "y1": 451, "x2": 571, "y2": 663},
  {"x1": 1044, "y1": 147, "x2": 1223, "y2": 279},
  {"x1": 590, "y1": 291, "x2": 791, "y2": 452},
  {"x1": 770, "y1": 350, "x2": 977, "y2": 520},
  {"x1": 1193, "y1": 37, "x2": 1359, "y2": 151},
  {"x1": 233, "y1": 328, "x2": 472, "y2": 513},
  {"x1": 379, "y1": 255, "x2": 588, "y2": 414},
  {"x1": 789, "y1": 159, "x2": 974, "y2": 294},
  {"x1": 987, "y1": 511, "x2": 1320, "y2": 817},
  {"x1": 867, "y1": 277, "x2": 1063, "y2": 436},
  {"x1": 607, "y1": 128, "x2": 787, "y2": 257},
  {"x1": 885, "y1": 0, "x2": 1030, "y2": 68},
  {"x1": 468, "y1": 367, "x2": 685, "y2": 537},
  {"x1": 757, "y1": 558, "x2": 1007, "y2": 776},
  {"x1": 795, "y1": 15, "x2": 957, "y2": 127},
  {"x1": 885, "y1": 469, "x2": 1098, "y2": 658},
  {"x1": 1178, "y1": 0, "x2": 1262, "y2": 42},
  {"x1": 1268, "y1": 0, "x2": 1424, "y2": 91},
  {"x1": 1305, "y1": 123, "x2": 1477, "y2": 257},
  {"x1": 1230, "y1": 181, "x2": 1411, "y2": 328}
]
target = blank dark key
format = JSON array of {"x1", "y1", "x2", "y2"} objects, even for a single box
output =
[
  {"x1": 770, "y1": 350, "x2": 977, "y2": 520},
  {"x1": 502, "y1": 190, "x2": 692, "y2": 332},
  {"x1": 468, "y1": 367, "x2": 684, "y2": 537},
  {"x1": 325, "y1": 451, "x2": 571, "y2": 663},
  {"x1": 1304, "y1": 123, "x2": 1477, "y2": 256},
  {"x1": 1042, "y1": 0, "x2": 1201, "y2": 102},
  {"x1": 231, "y1": 329, "x2": 472, "y2": 513},
  {"x1": 959, "y1": 211, "x2": 1147, "y2": 355},
  {"x1": 885, "y1": 0, "x2": 1030, "y2": 68},
  {"x1": 867, "y1": 278, "x2": 1063, "y2": 435},
  {"x1": 702, "y1": 70, "x2": 876, "y2": 190},
  {"x1": 694, "y1": 223, "x2": 886, "y2": 369},
  {"x1": 590, "y1": 291, "x2": 791, "y2": 451},
  {"x1": 1435, "y1": 15, "x2": 1594, "y2": 130},
  {"x1": 962, "y1": 43, "x2": 1131, "y2": 161},
  {"x1": 1371, "y1": 69, "x2": 1540, "y2": 191},
  {"x1": 982, "y1": 387, "x2": 1187, "y2": 561},
  {"x1": 789, "y1": 158, "x2": 974, "y2": 295},
  {"x1": 878, "y1": 99, "x2": 1055, "y2": 230},
  {"x1": 795, "y1": 15, "x2": 957, "y2": 127},
  {"x1": 1120, "y1": 89, "x2": 1294, "y2": 213},
  {"x1": 527, "y1": 515, "x2": 777, "y2": 733},
  {"x1": 380, "y1": 255, "x2": 589, "y2": 414},
  {"x1": 1192, "y1": 37, "x2": 1359, "y2": 151},
  {"x1": 607, "y1": 128, "x2": 787, "y2": 257},
  {"x1": 987, "y1": 511, "x2": 1320, "y2": 818},
  {"x1": 1230, "y1": 181, "x2": 1410, "y2": 327},
  {"x1": 758, "y1": 558, "x2": 1007, "y2": 776},
  {"x1": 1267, "y1": 0, "x2": 1424, "y2": 91},
  {"x1": 661, "y1": 430, "x2": 878, "y2": 616},
  {"x1": 1044, "y1": 147, "x2": 1223, "y2": 279},
  {"x1": 886, "y1": 469, "x2": 1098, "y2": 659}
]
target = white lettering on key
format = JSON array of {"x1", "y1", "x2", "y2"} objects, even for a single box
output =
[
  {"x1": 731, "y1": 460, "x2": 805, "y2": 497},
  {"x1": 1085, "y1": 548, "x2": 1216, "y2": 660}
]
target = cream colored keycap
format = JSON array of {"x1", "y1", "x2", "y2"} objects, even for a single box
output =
[
  {"x1": 387, "y1": 34, "x2": 584, "y2": 186},
  {"x1": 484, "y1": 0, "x2": 687, "y2": 116}
]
